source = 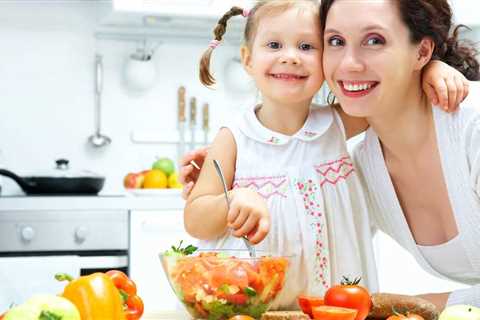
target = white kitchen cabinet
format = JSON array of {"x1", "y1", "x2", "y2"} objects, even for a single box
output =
[{"x1": 129, "y1": 210, "x2": 195, "y2": 313}]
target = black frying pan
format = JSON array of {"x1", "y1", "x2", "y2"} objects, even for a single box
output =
[{"x1": 0, "y1": 160, "x2": 105, "y2": 195}]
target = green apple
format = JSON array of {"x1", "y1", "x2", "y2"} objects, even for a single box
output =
[
  {"x1": 5, "y1": 294, "x2": 80, "y2": 320},
  {"x1": 439, "y1": 305, "x2": 480, "y2": 320},
  {"x1": 152, "y1": 157, "x2": 175, "y2": 176}
]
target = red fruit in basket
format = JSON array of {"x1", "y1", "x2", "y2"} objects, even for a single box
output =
[{"x1": 123, "y1": 173, "x2": 144, "y2": 189}]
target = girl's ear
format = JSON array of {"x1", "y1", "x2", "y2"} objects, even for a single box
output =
[
  {"x1": 240, "y1": 45, "x2": 253, "y2": 75},
  {"x1": 415, "y1": 37, "x2": 435, "y2": 70}
]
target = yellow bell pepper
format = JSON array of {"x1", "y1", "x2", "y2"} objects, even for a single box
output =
[{"x1": 56, "y1": 273, "x2": 126, "y2": 320}]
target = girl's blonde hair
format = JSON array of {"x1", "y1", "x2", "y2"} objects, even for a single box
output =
[{"x1": 199, "y1": 0, "x2": 318, "y2": 87}]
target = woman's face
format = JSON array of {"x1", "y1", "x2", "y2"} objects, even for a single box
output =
[{"x1": 322, "y1": 0, "x2": 426, "y2": 118}]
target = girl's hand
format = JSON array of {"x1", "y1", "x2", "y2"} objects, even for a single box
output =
[
  {"x1": 179, "y1": 147, "x2": 208, "y2": 199},
  {"x1": 422, "y1": 60, "x2": 469, "y2": 112},
  {"x1": 227, "y1": 188, "x2": 270, "y2": 244}
]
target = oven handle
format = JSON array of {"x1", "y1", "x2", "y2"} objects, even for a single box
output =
[{"x1": 78, "y1": 255, "x2": 128, "y2": 269}]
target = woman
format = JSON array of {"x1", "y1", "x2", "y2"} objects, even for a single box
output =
[
  {"x1": 320, "y1": 0, "x2": 479, "y2": 309},
  {"x1": 179, "y1": 0, "x2": 479, "y2": 310}
]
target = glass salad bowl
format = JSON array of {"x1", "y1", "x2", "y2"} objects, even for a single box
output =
[{"x1": 159, "y1": 248, "x2": 290, "y2": 320}]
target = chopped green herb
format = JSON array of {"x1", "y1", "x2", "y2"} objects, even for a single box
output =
[
  {"x1": 244, "y1": 286, "x2": 257, "y2": 297},
  {"x1": 166, "y1": 240, "x2": 198, "y2": 256}
]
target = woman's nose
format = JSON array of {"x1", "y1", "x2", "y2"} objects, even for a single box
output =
[{"x1": 340, "y1": 48, "x2": 365, "y2": 72}]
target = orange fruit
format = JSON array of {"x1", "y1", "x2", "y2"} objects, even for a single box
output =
[
  {"x1": 312, "y1": 306, "x2": 358, "y2": 320},
  {"x1": 143, "y1": 169, "x2": 168, "y2": 188}
]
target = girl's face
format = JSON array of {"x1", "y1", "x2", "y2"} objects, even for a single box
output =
[
  {"x1": 322, "y1": 0, "x2": 429, "y2": 118},
  {"x1": 241, "y1": 6, "x2": 324, "y2": 107}
]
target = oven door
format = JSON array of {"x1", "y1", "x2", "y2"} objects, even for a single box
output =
[
  {"x1": 0, "y1": 255, "x2": 79, "y2": 311},
  {"x1": 0, "y1": 210, "x2": 129, "y2": 312},
  {"x1": 0, "y1": 253, "x2": 128, "y2": 311}
]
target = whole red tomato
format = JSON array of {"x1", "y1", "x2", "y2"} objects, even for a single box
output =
[
  {"x1": 387, "y1": 312, "x2": 424, "y2": 320},
  {"x1": 324, "y1": 277, "x2": 371, "y2": 320}
]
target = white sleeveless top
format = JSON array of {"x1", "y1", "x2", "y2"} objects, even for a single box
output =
[
  {"x1": 199, "y1": 104, "x2": 378, "y2": 310},
  {"x1": 418, "y1": 235, "x2": 477, "y2": 282}
]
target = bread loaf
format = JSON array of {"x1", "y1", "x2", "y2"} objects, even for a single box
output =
[{"x1": 368, "y1": 293, "x2": 439, "y2": 320}]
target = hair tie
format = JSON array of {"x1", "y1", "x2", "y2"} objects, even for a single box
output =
[
  {"x1": 242, "y1": 9, "x2": 250, "y2": 18},
  {"x1": 209, "y1": 39, "x2": 221, "y2": 49}
]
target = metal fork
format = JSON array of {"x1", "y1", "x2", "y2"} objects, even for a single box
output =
[{"x1": 213, "y1": 159, "x2": 256, "y2": 258}]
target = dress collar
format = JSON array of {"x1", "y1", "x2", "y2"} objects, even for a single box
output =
[{"x1": 238, "y1": 104, "x2": 333, "y2": 145}]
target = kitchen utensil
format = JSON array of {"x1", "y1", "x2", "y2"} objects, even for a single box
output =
[
  {"x1": 124, "y1": 52, "x2": 157, "y2": 92},
  {"x1": 189, "y1": 97, "x2": 196, "y2": 151},
  {"x1": 159, "y1": 249, "x2": 290, "y2": 320},
  {"x1": 88, "y1": 54, "x2": 111, "y2": 148},
  {"x1": 189, "y1": 160, "x2": 200, "y2": 170},
  {"x1": 212, "y1": 159, "x2": 256, "y2": 258},
  {"x1": 0, "y1": 159, "x2": 105, "y2": 195},
  {"x1": 177, "y1": 87, "x2": 186, "y2": 165},
  {"x1": 202, "y1": 103, "x2": 209, "y2": 146}
]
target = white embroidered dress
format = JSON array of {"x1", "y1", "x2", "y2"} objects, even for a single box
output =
[{"x1": 199, "y1": 104, "x2": 378, "y2": 309}]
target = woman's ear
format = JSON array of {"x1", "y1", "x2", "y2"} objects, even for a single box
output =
[
  {"x1": 240, "y1": 45, "x2": 253, "y2": 75},
  {"x1": 415, "y1": 37, "x2": 435, "y2": 70}
]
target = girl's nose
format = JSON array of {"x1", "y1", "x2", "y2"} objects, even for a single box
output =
[{"x1": 280, "y1": 48, "x2": 300, "y2": 65}]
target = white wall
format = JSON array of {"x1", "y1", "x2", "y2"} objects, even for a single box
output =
[{"x1": 0, "y1": 1, "x2": 254, "y2": 195}]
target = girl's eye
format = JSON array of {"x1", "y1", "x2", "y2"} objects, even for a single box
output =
[
  {"x1": 267, "y1": 41, "x2": 281, "y2": 49},
  {"x1": 299, "y1": 43, "x2": 314, "y2": 51},
  {"x1": 327, "y1": 36, "x2": 344, "y2": 47},
  {"x1": 365, "y1": 36, "x2": 385, "y2": 46}
]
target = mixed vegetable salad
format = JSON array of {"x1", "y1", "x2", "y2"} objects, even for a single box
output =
[{"x1": 161, "y1": 242, "x2": 289, "y2": 320}]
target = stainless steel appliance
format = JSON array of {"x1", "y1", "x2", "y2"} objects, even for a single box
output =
[{"x1": 0, "y1": 209, "x2": 128, "y2": 310}]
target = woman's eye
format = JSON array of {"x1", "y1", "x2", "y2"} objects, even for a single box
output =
[
  {"x1": 299, "y1": 43, "x2": 313, "y2": 51},
  {"x1": 365, "y1": 36, "x2": 385, "y2": 46},
  {"x1": 327, "y1": 37, "x2": 344, "y2": 47},
  {"x1": 267, "y1": 41, "x2": 281, "y2": 49}
]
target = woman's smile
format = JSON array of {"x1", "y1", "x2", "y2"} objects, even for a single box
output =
[{"x1": 338, "y1": 80, "x2": 379, "y2": 98}]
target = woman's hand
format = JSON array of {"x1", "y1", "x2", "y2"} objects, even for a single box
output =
[
  {"x1": 179, "y1": 147, "x2": 208, "y2": 199},
  {"x1": 422, "y1": 60, "x2": 469, "y2": 112},
  {"x1": 227, "y1": 188, "x2": 270, "y2": 244}
]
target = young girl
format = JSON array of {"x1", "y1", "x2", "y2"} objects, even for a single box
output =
[{"x1": 184, "y1": 0, "x2": 469, "y2": 310}]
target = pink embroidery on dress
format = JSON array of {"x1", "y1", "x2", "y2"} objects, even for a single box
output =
[
  {"x1": 233, "y1": 175, "x2": 288, "y2": 199},
  {"x1": 295, "y1": 179, "x2": 330, "y2": 289},
  {"x1": 303, "y1": 131, "x2": 317, "y2": 138},
  {"x1": 315, "y1": 156, "x2": 355, "y2": 186},
  {"x1": 267, "y1": 136, "x2": 280, "y2": 144}
]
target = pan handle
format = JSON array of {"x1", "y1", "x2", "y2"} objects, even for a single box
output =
[{"x1": 0, "y1": 169, "x2": 34, "y2": 193}]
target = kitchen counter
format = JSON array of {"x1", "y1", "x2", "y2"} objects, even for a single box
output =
[
  {"x1": 0, "y1": 190, "x2": 185, "y2": 211},
  {"x1": 143, "y1": 311, "x2": 191, "y2": 320}
]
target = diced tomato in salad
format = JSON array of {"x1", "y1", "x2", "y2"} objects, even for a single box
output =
[{"x1": 164, "y1": 252, "x2": 289, "y2": 320}]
